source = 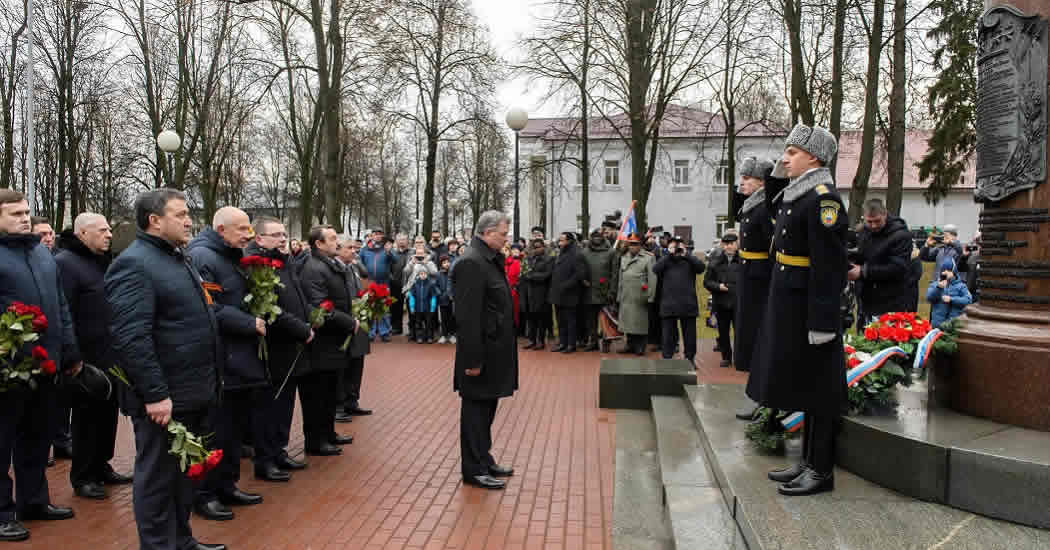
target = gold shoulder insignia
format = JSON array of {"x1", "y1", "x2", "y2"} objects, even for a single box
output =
[{"x1": 815, "y1": 184, "x2": 830, "y2": 195}]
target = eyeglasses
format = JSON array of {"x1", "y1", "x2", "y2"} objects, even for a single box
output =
[{"x1": 261, "y1": 232, "x2": 288, "y2": 238}]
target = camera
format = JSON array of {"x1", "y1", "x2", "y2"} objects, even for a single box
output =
[
  {"x1": 931, "y1": 234, "x2": 944, "y2": 244},
  {"x1": 415, "y1": 255, "x2": 425, "y2": 261},
  {"x1": 966, "y1": 244, "x2": 979, "y2": 252},
  {"x1": 650, "y1": 225, "x2": 664, "y2": 234}
]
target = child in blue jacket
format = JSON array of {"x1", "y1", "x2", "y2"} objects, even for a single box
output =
[
  {"x1": 435, "y1": 255, "x2": 456, "y2": 344},
  {"x1": 407, "y1": 265, "x2": 440, "y2": 343},
  {"x1": 926, "y1": 257, "x2": 972, "y2": 327}
]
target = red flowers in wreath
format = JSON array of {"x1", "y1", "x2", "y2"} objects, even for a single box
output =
[
  {"x1": 862, "y1": 312, "x2": 931, "y2": 345},
  {"x1": 344, "y1": 283, "x2": 397, "y2": 350},
  {"x1": 239, "y1": 255, "x2": 284, "y2": 270}
]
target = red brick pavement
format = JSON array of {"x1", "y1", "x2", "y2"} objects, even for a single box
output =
[{"x1": 20, "y1": 338, "x2": 740, "y2": 549}]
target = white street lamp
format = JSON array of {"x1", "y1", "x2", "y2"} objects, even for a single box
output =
[
  {"x1": 156, "y1": 130, "x2": 180, "y2": 188},
  {"x1": 505, "y1": 108, "x2": 529, "y2": 242}
]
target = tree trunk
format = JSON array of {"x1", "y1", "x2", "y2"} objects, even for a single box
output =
[
  {"x1": 322, "y1": 0, "x2": 344, "y2": 233},
  {"x1": 828, "y1": 0, "x2": 848, "y2": 177},
  {"x1": 627, "y1": 0, "x2": 653, "y2": 232},
  {"x1": 886, "y1": 0, "x2": 907, "y2": 215},
  {"x1": 848, "y1": 0, "x2": 885, "y2": 225},
  {"x1": 785, "y1": 0, "x2": 815, "y2": 125},
  {"x1": 579, "y1": 0, "x2": 591, "y2": 233}
]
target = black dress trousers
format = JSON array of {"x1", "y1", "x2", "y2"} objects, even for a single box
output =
[
  {"x1": 337, "y1": 356, "x2": 365, "y2": 411},
  {"x1": 714, "y1": 306, "x2": 735, "y2": 362},
  {"x1": 556, "y1": 306, "x2": 577, "y2": 349},
  {"x1": 804, "y1": 410, "x2": 837, "y2": 475},
  {"x1": 70, "y1": 391, "x2": 120, "y2": 488},
  {"x1": 132, "y1": 410, "x2": 207, "y2": 550},
  {"x1": 299, "y1": 370, "x2": 338, "y2": 448},
  {"x1": 661, "y1": 317, "x2": 697, "y2": 361},
  {"x1": 199, "y1": 389, "x2": 254, "y2": 500},
  {"x1": 0, "y1": 383, "x2": 55, "y2": 521},
  {"x1": 254, "y1": 381, "x2": 298, "y2": 468},
  {"x1": 460, "y1": 398, "x2": 498, "y2": 478}
]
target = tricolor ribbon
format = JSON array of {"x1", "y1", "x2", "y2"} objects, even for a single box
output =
[
  {"x1": 912, "y1": 329, "x2": 944, "y2": 370},
  {"x1": 781, "y1": 346, "x2": 908, "y2": 432}
]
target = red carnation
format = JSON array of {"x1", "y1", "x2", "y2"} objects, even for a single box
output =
[
  {"x1": 879, "y1": 313, "x2": 891, "y2": 323},
  {"x1": 847, "y1": 357, "x2": 862, "y2": 368},
  {"x1": 31, "y1": 313, "x2": 47, "y2": 332},
  {"x1": 320, "y1": 300, "x2": 334, "y2": 312},
  {"x1": 913, "y1": 326, "x2": 928, "y2": 339},
  {"x1": 864, "y1": 327, "x2": 878, "y2": 341},
  {"x1": 878, "y1": 325, "x2": 894, "y2": 340},
  {"x1": 893, "y1": 327, "x2": 910, "y2": 342},
  {"x1": 356, "y1": 290, "x2": 366, "y2": 298},
  {"x1": 599, "y1": 277, "x2": 608, "y2": 284},
  {"x1": 204, "y1": 449, "x2": 223, "y2": 470},
  {"x1": 843, "y1": 344, "x2": 856, "y2": 355},
  {"x1": 271, "y1": 259, "x2": 284, "y2": 270},
  {"x1": 384, "y1": 297, "x2": 394, "y2": 307},
  {"x1": 642, "y1": 284, "x2": 649, "y2": 291},
  {"x1": 40, "y1": 359, "x2": 57, "y2": 375},
  {"x1": 31, "y1": 346, "x2": 48, "y2": 360},
  {"x1": 186, "y1": 463, "x2": 205, "y2": 481}
]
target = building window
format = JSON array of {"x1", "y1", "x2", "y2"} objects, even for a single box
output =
[
  {"x1": 716, "y1": 159, "x2": 730, "y2": 187},
  {"x1": 715, "y1": 215, "x2": 729, "y2": 238},
  {"x1": 604, "y1": 160, "x2": 620, "y2": 186},
  {"x1": 673, "y1": 160, "x2": 689, "y2": 187}
]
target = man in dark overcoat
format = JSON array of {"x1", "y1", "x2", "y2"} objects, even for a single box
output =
[
  {"x1": 652, "y1": 236, "x2": 705, "y2": 364},
  {"x1": 520, "y1": 239, "x2": 554, "y2": 350},
  {"x1": 299, "y1": 225, "x2": 363, "y2": 456},
  {"x1": 186, "y1": 207, "x2": 267, "y2": 520},
  {"x1": 704, "y1": 233, "x2": 741, "y2": 367},
  {"x1": 747, "y1": 123, "x2": 848, "y2": 497},
  {"x1": 548, "y1": 232, "x2": 589, "y2": 354},
  {"x1": 248, "y1": 217, "x2": 313, "y2": 481},
  {"x1": 452, "y1": 211, "x2": 519, "y2": 490}
]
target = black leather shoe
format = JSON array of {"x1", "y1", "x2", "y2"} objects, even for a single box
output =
[
  {"x1": 102, "y1": 465, "x2": 133, "y2": 485},
  {"x1": 736, "y1": 407, "x2": 759, "y2": 421},
  {"x1": 335, "y1": 411, "x2": 354, "y2": 423},
  {"x1": 218, "y1": 488, "x2": 262, "y2": 506},
  {"x1": 768, "y1": 462, "x2": 808, "y2": 483},
  {"x1": 47, "y1": 457, "x2": 55, "y2": 467},
  {"x1": 617, "y1": 347, "x2": 633, "y2": 354},
  {"x1": 719, "y1": 359, "x2": 731, "y2": 368},
  {"x1": 521, "y1": 341, "x2": 536, "y2": 350},
  {"x1": 254, "y1": 463, "x2": 291, "y2": 482},
  {"x1": 550, "y1": 345, "x2": 566, "y2": 353},
  {"x1": 561, "y1": 347, "x2": 576, "y2": 354},
  {"x1": 584, "y1": 342, "x2": 600, "y2": 352},
  {"x1": 194, "y1": 500, "x2": 234, "y2": 521},
  {"x1": 346, "y1": 406, "x2": 372, "y2": 416},
  {"x1": 305, "y1": 443, "x2": 342, "y2": 456},
  {"x1": 20, "y1": 504, "x2": 74, "y2": 521},
  {"x1": 74, "y1": 482, "x2": 107, "y2": 500},
  {"x1": 240, "y1": 444, "x2": 254, "y2": 458},
  {"x1": 778, "y1": 468, "x2": 834, "y2": 496},
  {"x1": 193, "y1": 543, "x2": 227, "y2": 550},
  {"x1": 0, "y1": 521, "x2": 28, "y2": 541},
  {"x1": 463, "y1": 475, "x2": 506, "y2": 490},
  {"x1": 330, "y1": 434, "x2": 354, "y2": 445},
  {"x1": 53, "y1": 444, "x2": 73, "y2": 459},
  {"x1": 277, "y1": 454, "x2": 307, "y2": 470},
  {"x1": 488, "y1": 465, "x2": 514, "y2": 477}
]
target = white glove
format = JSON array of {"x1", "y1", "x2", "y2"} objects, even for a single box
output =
[{"x1": 808, "y1": 331, "x2": 836, "y2": 345}]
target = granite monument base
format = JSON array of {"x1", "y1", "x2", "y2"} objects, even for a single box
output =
[{"x1": 598, "y1": 358, "x2": 695, "y2": 410}]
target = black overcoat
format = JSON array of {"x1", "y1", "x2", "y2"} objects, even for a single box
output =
[
  {"x1": 703, "y1": 253, "x2": 740, "y2": 310},
  {"x1": 746, "y1": 167, "x2": 848, "y2": 415},
  {"x1": 733, "y1": 186, "x2": 775, "y2": 373},
  {"x1": 451, "y1": 237, "x2": 519, "y2": 401},
  {"x1": 547, "y1": 242, "x2": 589, "y2": 307},
  {"x1": 299, "y1": 251, "x2": 369, "y2": 374},
  {"x1": 55, "y1": 235, "x2": 114, "y2": 369},
  {"x1": 520, "y1": 253, "x2": 553, "y2": 314},
  {"x1": 652, "y1": 253, "x2": 705, "y2": 318},
  {"x1": 248, "y1": 244, "x2": 313, "y2": 383}
]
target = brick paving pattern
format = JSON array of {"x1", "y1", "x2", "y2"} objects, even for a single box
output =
[{"x1": 19, "y1": 337, "x2": 740, "y2": 549}]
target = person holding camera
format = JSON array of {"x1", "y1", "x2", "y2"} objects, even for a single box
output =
[
  {"x1": 926, "y1": 258, "x2": 972, "y2": 327},
  {"x1": 402, "y1": 243, "x2": 438, "y2": 340},
  {"x1": 957, "y1": 232, "x2": 980, "y2": 300},
  {"x1": 652, "y1": 236, "x2": 705, "y2": 365},
  {"x1": 847, "y1": 199, "x2": 915, "y2": 322},
  {"x1": 703, "y1": 234, "x2": 740, "y2": 368},
  {"x1": 919, "y1": 224, "x2": 963, "y2": 267}
]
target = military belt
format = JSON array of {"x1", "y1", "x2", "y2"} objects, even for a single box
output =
[
  {"x1": 776, "y1": 252, "x2": 811, "y2": 268},
  {"x1": 739, "y1": 251, "x2": 769, "y2": 260}
]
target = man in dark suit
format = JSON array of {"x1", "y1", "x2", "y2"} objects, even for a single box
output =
[
  {"x1": 548, "y1": 232, "x2": 589, "y2": 354},
  {"x1": 298, "y1": 225, "x2": 363, "y2": 456},
  {"x1": 452, "y1": 211, "x2": 519, "y2": 490},
  {"x1": 106, "y1": 188, "x2": 224, "y2": 550}
]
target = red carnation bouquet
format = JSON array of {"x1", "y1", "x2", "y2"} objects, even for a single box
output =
[
  {"x1": 860, "y1": 312, "x2": 931, "y2": 353},
  {"x1": 596, "y1": 276, "x2": 612, "y2": 304},
  {"x1": 309, "y1": 299, "x2": 334, "y2": 329},
  {"x1": 0, "y1": 302, "x2": 57, "y2": 392},
  {"x1": 343, "y1": 283, "x2": 396, "y2": 350},
  {"x1": 240, "y1": 255, "x2": 285, "y2": 360},
  {"x1": 109, "y1": 365, "x2": 222, "y2": 480}
]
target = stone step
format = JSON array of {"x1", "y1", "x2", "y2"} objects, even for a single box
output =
[
  {"x1": 685, "y1": 384, "x2": 1050, "y2": 550},
  {"x1": 612, "y1": 410, "x2": 674, "y2": 550},
  {"x1": 651, "y1": 395, "x2": 746, "y2": 550},
  {"x1": 600, "y1": 358, "x2": 696, "y2": 410}
]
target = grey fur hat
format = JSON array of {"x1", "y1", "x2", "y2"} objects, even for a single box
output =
[
  {"x1": 739, "y1": 157, "x2": 774, "y2": 180},
  {"x1": 785, "y1": 123, "x2": 838, "y2": 165}
]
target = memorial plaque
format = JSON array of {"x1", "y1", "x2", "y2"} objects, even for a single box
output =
[{"x1": 975, "y1": 7, "x2": 1049, "y2": 203}]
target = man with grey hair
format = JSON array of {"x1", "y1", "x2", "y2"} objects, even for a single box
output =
[
  {"x1": 452, "y1": 211, "x2": 518, "y2": 490},
  {"x1": 56, "y1": 213, "x2": 132, "y2": 500},
  {"x1": 389, "y1": 233, "x2": 411, "y2": 335},
  {"x1": 920, "y1": 223, "x2": 963, "y2": 268},
  {"x1": 186, "y1": 207, "x2": 267, "y2": 520},
  {"x1": 849, "y1": 198, "x2": 915, "y2": 320}
]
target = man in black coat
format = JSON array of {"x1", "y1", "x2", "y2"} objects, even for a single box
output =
[
  {"x1": 452, "y1": 211, "x2": 519, "y2": 490},
  {"x1": 248, "y1": 217, "x2": 314, "y2": 482},
  {"x1": 704, "y1": 234, "x2": 741, "y2": 368},
  {"x1": 652, "y1": 236, "x2": 705, "y2": 365},
  {"x1": 747, "y1": 124, "x2": 848, "y2": 497},
  {"x1": 186, "y1": 207, "x2": 268, "y2": 520},
  {"x1": 55, "y1": 213, "x2": 133, "y2": 501},
  {"x1": 106, "y1": 188, "x2": 225, "y2": 550},
  {"x1": 848, "y1": 198, "x2": 915, "y2": 322},
  {"x1": 0, "y1": 190, "x2": 81, "y2": 543},
  {"x1": 299, "y1": 225, "x2": 364, "y2": 456},
  {"x1": 520, "y1": 239, "x2": 554, "y2": 350},
  {"x1": 548, "y1": 232, "x2": 589, "y2": 354}
]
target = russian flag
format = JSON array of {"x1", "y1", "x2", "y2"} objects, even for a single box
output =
[
  {"x1": 781, "y1": 412, "x2": 805, "y2": 433},
  {"x1": 618, "y1": 201, "x2": 637, "y2": 241}
]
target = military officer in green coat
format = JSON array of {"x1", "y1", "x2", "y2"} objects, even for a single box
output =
[{"x1": 616, "y1": 234, "x2": 656, "y2": 355}]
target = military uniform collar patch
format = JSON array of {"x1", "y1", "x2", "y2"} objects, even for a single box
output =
[
  {"x1": 783, "y1": 167, "x2": 834, "y2": 202},
  {"x1": 740, "y1": 187, "x2": 766, "y2": 215}
]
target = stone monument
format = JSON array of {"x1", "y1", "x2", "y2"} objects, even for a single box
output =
[{"x1": 952, "y1": 1, "x2": 1050, "y2": 431}]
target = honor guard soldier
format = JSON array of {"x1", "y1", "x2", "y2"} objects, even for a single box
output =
[{"x1": 746, "y1": 123, "x2": 848, "y2": 496}]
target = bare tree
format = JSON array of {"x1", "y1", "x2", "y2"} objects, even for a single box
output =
[
  {"x1": 0, "y1": 1, "x2": 28, "y2": 188},
  {"x1": 847, "y1": 0, "x2": 885, "y2": 224}
]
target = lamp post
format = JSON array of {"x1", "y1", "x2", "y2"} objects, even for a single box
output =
[
  {"x1": 505, "y1": 108, "x2": 529, "y2": 242},
  {"x1": 156, "y1": 130, "x2": 181, "y2": 187},
  {"x1": 448, "y1": 198, "x2": 459, "y2": 241}
]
